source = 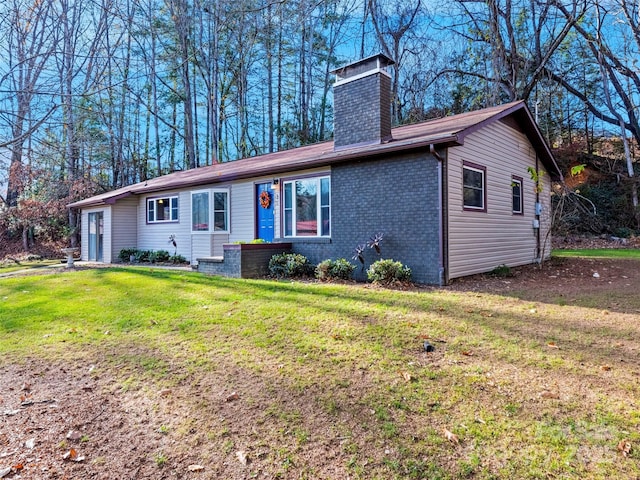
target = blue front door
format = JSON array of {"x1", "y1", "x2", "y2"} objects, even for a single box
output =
[{"x1": 256, "y1": 183, "x2": 274, "y2": 242}]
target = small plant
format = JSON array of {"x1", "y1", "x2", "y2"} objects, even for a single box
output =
[
  {"x1": 315, "y1": 258, "x2": 355, "y2": 281},
  {"x1": 269, "y1": 253, "x2": 314, "y2": 278},
  {"x1": 367, "y1": 259, "x2": 412, "y2": 284},
  {"x1": 233, "y1": 239, "x2": 270, "y2": 244},
  {"x1": 158, "y1": 425, "x2": 170, "y2": 434},
  {"x1": 154, "y1": 452, "x2": 168, "y2": 467},
  {"x1": 489, "y1": 264, "x2": 513, "y2": 277}
]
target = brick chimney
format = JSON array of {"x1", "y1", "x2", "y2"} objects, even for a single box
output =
[{"x1": 331, "y1": 54, "x2": 394, "y2": 150}]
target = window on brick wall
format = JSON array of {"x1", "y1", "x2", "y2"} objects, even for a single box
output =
[{"x1": 283, "y1": 176, "x2": 330, "y2": 237}]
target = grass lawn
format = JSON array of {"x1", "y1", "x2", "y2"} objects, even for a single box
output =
[
  {"x1": 554, "y1": 248, "x2": 640, "y2": 259},
  {"x1": 0, "y1": 258, "x2": 62, "y2": 274},
  {"x1": 1, "y1": 266, "x2": 639, "y2": 479}
]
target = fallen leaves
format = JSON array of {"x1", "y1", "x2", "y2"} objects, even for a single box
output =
[
  {"x1": 62, "y1": 448, "x2": 85, "y2": 462},
  {"x1": 399, "y1": 371, "x2": 414, "y2": 382},
  {"x1": 225, "y1": 392, "x2": 240, "y2": 402},
  {"x1": 540, "y1": 390, "x2": 560, "y2": 400},
  {"x1": 618, "y1": 439, "x2": 632, "y2": 457},
  {"x1": 158, "y1": 388, "x2": 172, "y2": 397},
  {"x1": 443, "y1": 428, "x2": 459, "y2": 445},
  {"x1": 0, "y1": 464, "x2": 23, "y2": 479},
  {"x1": 547, "y1": 342, "x2": 560, "y2": 349}
]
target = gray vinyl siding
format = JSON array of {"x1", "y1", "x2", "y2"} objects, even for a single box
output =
[
  {"x1": 229, "y1": 181, "x2": 255, "y2": 242},
  {"x1": 447, "y1": 120, "x2": 551, "y2": 280},
  {"x1": 110, "y1": 197, "x2": 138, "y2": 262},
  {"x1": 137, "y1": 190, "x2": 191, "y2": 261}
]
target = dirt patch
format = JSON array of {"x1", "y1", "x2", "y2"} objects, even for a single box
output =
[{"x1": 448, "y1": 256, "x2": 640, "y2": 313}]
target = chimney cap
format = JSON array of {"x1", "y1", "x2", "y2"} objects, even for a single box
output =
[{"x1": 330, "y1": 53, "x2": 395, "y2": 81}]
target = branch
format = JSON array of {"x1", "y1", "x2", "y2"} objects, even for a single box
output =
[
  {"x1": 542, "y1": 67, "x2": 632, "y2": 130},
  {"x1": 0, "y1": 104, "x2": 58, "y2": 148}
]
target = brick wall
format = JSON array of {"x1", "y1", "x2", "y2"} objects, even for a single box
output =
[
  {"x1": 333, "y1": 73, "x2": 391, "y2": 148},
  {"x1": 292, "y1": 151, "x2": 443, "y2": 284},
  {"x1": 198, "y1": 243, "x2": 292, "y2": 278}
]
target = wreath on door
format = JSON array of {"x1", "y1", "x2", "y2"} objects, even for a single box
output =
[{"x1": 259, "y1": 190, "x2": 271, "y2": 209}]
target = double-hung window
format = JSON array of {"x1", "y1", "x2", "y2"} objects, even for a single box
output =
[
  {"x1": 148, "y1": 196, "x2": 179, "y2": 223},
  {"x1": 191, "y1": 191, "x2": 210, "y2": 231},
  {"x1": 511, "y1": 176, "x2": 523, "y2": 214},
  {"x1": 283, "y1": 176, "x2": 330, "y2": 237},
  {"x1": 462, "y1": 162, "x2": 486, "y2": 211},
  {"x1": 213, "y1": 191, "x2": 229, "y2": 232},
  {"x1": 190, "y1": 189, "x2": 229, "y2": 233}
]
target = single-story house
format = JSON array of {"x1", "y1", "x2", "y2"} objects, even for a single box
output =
[{"x1": 68, "y1": 54, "x2": 561, "y2": 285}]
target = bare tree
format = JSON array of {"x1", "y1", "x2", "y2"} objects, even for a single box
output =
[
  {"x1": 444, "y1": 0, "x2": 583, "y2": 104},
  {"x1": 1, "y1": 0, "x2": 58, "y2": 207},
  {"x1": 368, "y1": 0, "x2": 422, "y2": 123}
]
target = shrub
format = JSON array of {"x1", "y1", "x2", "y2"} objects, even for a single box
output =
[
  {"x1": 489, "y1": 264, "x2": 513, "y2": 277},
  {"x1": 315, "y1": 258, "x2": 355, "y2": 281},
  {"x1": 169, "y1": 254, "x2": 187, "y2": 264},
  {"x1": 151, "y1": 250, "x2": 171, "y2": 263},
  {"x1": 118, "y1": 248, "x2": 138, "y2": 262},
  {"x1": 133, "y1": 250, "x2": 152, "y2": 263},
  {"x1": 269, "y1": 253, "x2": 314, "y2": 278},
  {"x1": 119, "y1": 248, "x2": 185, "y2": 264},
  {"x1": 367, "y1": 259, "x2": 412, "y2": 284}
]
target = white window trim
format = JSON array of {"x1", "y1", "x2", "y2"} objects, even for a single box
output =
[
  {"x1": 212, "y1": 189, "x2": 230, "y2": 234},
  {"x1": 283, "y1": 176, "x2": 331, "y2": 238},
  {"x1": 147, "y1": 195, "x2": 179, "y2": 223},
  {"x1": 511, "y1": 177, "x2": 523, "y2": 214},
  {"x1": 189, "y1": 189, "x2": 230, "y2": 234},
  {"x1": 462, "y1": 164, "x2": 486, "y2": 211},
  {"x1": 191, "y1": 190, "x2": 210, "y2": 233}
]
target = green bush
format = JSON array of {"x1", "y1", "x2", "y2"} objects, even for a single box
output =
[
  {"x1": 269, "y1": 253, "x2": 314, "y2": 278},
  {"x1": 133, "y1": 250, "x2": 152, "y2": 263},
  {"x1": 315, "y1": 258, "x2": 355, "y2": 281},
  {"x1": 169, "y1": 254, "x2": 187, "y2": 264},
  {"x1": 489, "y1": 264, "x2": 513, "y2": 277},
  {"x1": 367, "y1": 259, "x2": 412, "y2": 284},
  {"x1": 118, "y1": 248, "x2": 138, "y2": 262},
  {"x1": 149, "y1": 250, "x2": 170, "y2": 263},
  {"x1": 120, "y1": 248, "x2": 178, "y2": 264}
]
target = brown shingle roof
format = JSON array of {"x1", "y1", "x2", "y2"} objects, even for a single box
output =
[{"x1": 69, "y1": 101, "x2": 559, "y2": 208}]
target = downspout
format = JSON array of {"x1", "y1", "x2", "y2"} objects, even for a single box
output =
[
  {"x1": 430, "y1": 144, "x2": 446, "y2": 285},
  {"x1": 535, "y1": 154, "x2": 541, "y2": 262}
]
